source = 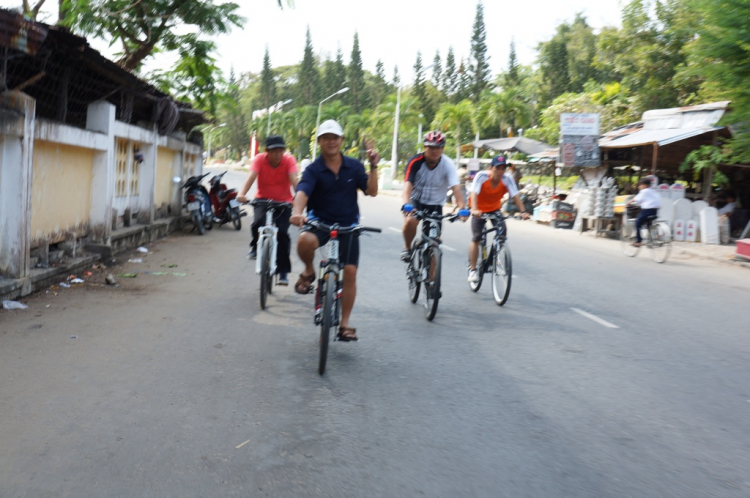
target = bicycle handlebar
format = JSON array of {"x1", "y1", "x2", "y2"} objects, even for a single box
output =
[
  {"x1": 479, "y1": 210, "x2": 506, "y2": 221},
  {"x1": 409, "y1": 210, "x2": 465, "y2": 223},
  {"x1": 249, "y1": 199, "x2": 293, "y2": 209},
  {"x1": 304, "y1": 220, "x2": 382, "y2": 234}
]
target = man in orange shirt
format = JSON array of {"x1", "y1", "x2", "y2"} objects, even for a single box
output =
[
  {"x1": 237, "y1": 135, "x2": 298, "y2": 285},
  {"x1": 467, "y1": 155, "x2": 529, "y2": 283}
]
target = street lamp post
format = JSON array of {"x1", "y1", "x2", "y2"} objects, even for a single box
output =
[
  {"x1": 267, "y1": 99, "x2": 293, "y2": 135},
  {"x1": 207, "y1": 123, "x2": 227, "y2": 161},
  {"x1": 391, "y1": 64, "x2": 433, "y2": 182},
  {"x1": 312, "y1": 87, "x2": 349, "y2": 158},
  {"x1": 417, "y1": 113, "x2": 424, "y2": 154}
]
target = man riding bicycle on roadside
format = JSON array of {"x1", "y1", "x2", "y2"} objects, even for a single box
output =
[
  {"x1": 401, "y1": 130, "x2": 467, "y2": 262},
  {"x1": 467, "y1": 155, "x2": 529, "y2": 283},
  {"x1": 237, "y1": 135, "x2": 298, "y2": 285}
]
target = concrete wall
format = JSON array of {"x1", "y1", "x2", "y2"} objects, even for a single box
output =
[
  {"x1": 0, "y1": 92, "x2": 204, "y2": 283},
  {"x1": 30, "y1": 141, "x2": 94, "y2": 245},
  {"x1": 155, "y1": 146, "x2": 176, "y2": 211}
]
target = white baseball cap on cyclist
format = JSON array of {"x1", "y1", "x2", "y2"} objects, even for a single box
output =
[{"x1": 316, "y1": 119, "x2": 344, "y2": 138}]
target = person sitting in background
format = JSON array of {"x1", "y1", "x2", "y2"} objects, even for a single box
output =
[
  {"x1": 627, "y1": 177, "x2": 661, "y2": 247},
  {"x1": 717, "y1": 192, "x2": 736, "y2": 216}
]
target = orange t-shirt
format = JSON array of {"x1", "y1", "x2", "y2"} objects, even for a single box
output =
[{"x1": 469, "y1": 170, "x2": 519, "y2": 212}]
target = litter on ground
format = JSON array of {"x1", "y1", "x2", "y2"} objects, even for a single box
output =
[{"x1": 2, "y1": 300, "x2": 28, "y2": 310}]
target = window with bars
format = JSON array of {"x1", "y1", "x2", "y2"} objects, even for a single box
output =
[{"x1": 115, "y1": 139, "x2": 142, "y2": 198}]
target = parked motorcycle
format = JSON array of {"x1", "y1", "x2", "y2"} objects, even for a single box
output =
[
  {"x1": 208, "y1": 171, "x2": 246, "y2": 230},
  {"x1": 181, "y1": 172, "x2": 213, "y2": 235}
]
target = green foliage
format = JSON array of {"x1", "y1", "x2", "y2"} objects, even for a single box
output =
[
  {"x1": 682, "y1": 0, "x2": 750, "y2": 162},
  {"x1": 347, "y1": 33, "x2": 366, "y2": 112},
  {"x1": 297, "y1": 27, "x2": 320, "y2": 106},
  {"x1": 259, "y1": 48, "x2": 277, "y2": 110},
  {"x1": 443, "y1": 47, "x2": 457, "y2": 99},
  {"x1": 680, "y1": 145, "x2": 729, "y2": 184},
  {"x1": 63, "y1": 0, "x2": 244, "y2": 70},
  {"x1": 468, "y1": 2, "x2": 491, "y2": 100}
]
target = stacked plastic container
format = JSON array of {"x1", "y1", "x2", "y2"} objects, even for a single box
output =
[{"x1": 593, "y1": 178, "x2": 616, "y2": 217}]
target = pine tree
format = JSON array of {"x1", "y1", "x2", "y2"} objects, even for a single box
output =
[
  {"x1": 468, "y1": 2, "x2": 491, "y2": 99},
  {"x1": 297, "y1": 26, "x2": 320, "y2": 106},
  {"x1": 260, "y1": 47, "x2": 277, "y2": 110},
  {"x1": 443, "y1": 46, "x2": 457, "y2": 98},
  {"x1": 347, "y1": 32, "x2": 366, "y2": 112},
  {"x1": 393, "y1": 65, "x2": 400, "y2": 86},
  {"x1": 372, "y1": 59, "x2": 388, "y2": 107},
  {"x1": 414, "y1": 52, "x2": 427, "y2": 111},
  {"x1": 432, "y1": 50, "x2": 442, "y2": 89},
  {"x1": 507, "y1": 38, "x2": 519, "y2": 88},
  {"x1": 334, "y1": 46, "x2": 346, "y2": 89},
  {"x1": 456, "y1": 58, "x2": 472, "y2": 102},
  {"x1": 225, "y1": 66, "x2": 248, "y2": 158}
]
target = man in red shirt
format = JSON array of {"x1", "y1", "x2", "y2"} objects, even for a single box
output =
[
  {"x1": 237, "y1": 135, "x2": 298, "y2": 285},
  {"x1": 467, "y1": 155, "x2": 529, "y2": 283}
]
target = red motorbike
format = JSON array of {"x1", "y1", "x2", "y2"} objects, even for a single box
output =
[{"x1": 208, "y1": 171, "x2": 246, "y2": 230}]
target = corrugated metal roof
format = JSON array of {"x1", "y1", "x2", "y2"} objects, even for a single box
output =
[
  {"x1": 599, "y1": 126, "x2": 723, "y2": 148},
  {"x1": 473, "y1": 136, "x2": 552, "y2": 155}
]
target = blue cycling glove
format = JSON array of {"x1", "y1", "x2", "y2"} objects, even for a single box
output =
[
  {"x1": 402, "y1": 203, "x2": 414, "y2": 213},
  {"x1": 458, "y1": 209, "x2": 471, "y2": 217}
]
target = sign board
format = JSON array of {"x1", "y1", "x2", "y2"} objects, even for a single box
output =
[
  {"x1": 559, "y1": 113, "x2": 600, "y2": 167},
  {"x1": 561, "y1": 113, "x2": 600, "y2": 136}
]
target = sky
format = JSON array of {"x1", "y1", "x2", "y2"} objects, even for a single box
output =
[{"x1": 1, "y1": 0, "x2": 624, "y2": 82}]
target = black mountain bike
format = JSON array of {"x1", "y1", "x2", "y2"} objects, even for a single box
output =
[
  {"x1": 404, "y1": 209, "x2": 462, "y2": 321},
  {"x1": 467, "y1": 211, "x2": 513, "y2": 306},
  {"x1": 305, "y1": 220, "x2": 381, "y2": 375}
]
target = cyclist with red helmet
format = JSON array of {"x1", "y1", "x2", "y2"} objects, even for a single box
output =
[{"x1": 400, "y1": 130, "x2": 467, "y2": 262}]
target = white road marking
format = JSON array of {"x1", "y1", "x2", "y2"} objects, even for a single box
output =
[
  {"x1": 571, "y1": 308, "x2": 619, "y2": 329},
  {"x1": 387, "y1": 227, "x2": 401, "y2": 233},
  {"x1": 442, "y1": 245, "x2": 457, "y2": 252}
]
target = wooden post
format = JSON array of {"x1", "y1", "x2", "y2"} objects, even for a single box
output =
[{"x1": 651, "y1": 143, "x2": 658, "y2": 174}]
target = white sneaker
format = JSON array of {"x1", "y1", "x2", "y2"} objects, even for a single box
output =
[{"x1": 468, "y1": 270, "x2": 479, "y2": 283}]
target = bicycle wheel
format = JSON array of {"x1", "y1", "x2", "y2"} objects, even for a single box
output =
[
  {"x1": 319, "y1": 274, "x2": 335, "y2": 375},
  {"x1": 259, "y1": 238, "x2": 271, "y2": 309},
  {"x1": 423, "y1": 246, "x2": 441, "y2": 321},
  {"x1": 407, "y1": 249, "x2": 420, "y2": 303},
  {"x1": 620, "y1": 220, "x2": 640, "y2": 257},
  {"x1": 492, "y1": 244, "x2": 512, "y2": 306},
  {"x1": 192, "y1": 211, "x2": 205, "y2": 236},
  {"x1": 232, "y1": 208, "x2": 242, "y2": 230},
  {"x1": 650, "y1": 222, "x2": 672, "y2": 264}
]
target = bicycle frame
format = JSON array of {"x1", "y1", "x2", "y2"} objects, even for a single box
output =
[
  {"x1": 255, "y1": 207, "x2": 279, "y2": 276},
  {"x1": 478, "y1": 213, "x2": 506, "y2": 273}
]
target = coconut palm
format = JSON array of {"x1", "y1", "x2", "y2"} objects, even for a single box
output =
[
  {"x1": 478, "y1": 88, "x2": 531, "y2": 138},
  {"x1": 432, "y1": 99, "x2": 476, "y2": 163}
]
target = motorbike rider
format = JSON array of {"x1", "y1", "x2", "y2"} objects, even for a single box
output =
[
  {"x1": 401, "y1": 130, "x2": 467, "y2": 262},
  {"x1": 467, "y1": 155, "x2": 530, "y2": 283},
  {"x1": 237, "y1": 135, "x2": 298, "y2": 286}
]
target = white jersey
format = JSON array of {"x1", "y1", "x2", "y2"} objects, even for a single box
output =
[
  {"x1": 633, "y1": 187, "x2": 661, "y2": 209},
  {"x1": 405, "y1": 153, "x2": 460, "y2": 206}
]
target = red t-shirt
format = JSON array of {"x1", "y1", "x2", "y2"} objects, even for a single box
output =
[{"x1": 251, "y1": 153, "x2": 298, "y2": 202}]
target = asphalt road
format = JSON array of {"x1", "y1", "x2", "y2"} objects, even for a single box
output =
[{"x1": 1, "y1": 168, "x2": 749, "y2": 497}]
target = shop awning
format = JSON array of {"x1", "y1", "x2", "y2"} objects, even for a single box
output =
[{"x1": 600, "y1": 126, "x2": 724, "y2": 149}]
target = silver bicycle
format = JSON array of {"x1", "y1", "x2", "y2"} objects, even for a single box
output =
[{"x1": 620, "y1": 206, "x2": 672, "y2": 263}]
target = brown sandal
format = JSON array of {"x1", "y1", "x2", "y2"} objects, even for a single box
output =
[
  {"x1": 337, "y1": 327, "x2": 358, "y2": 342},
  {"x1": 294, "y1": 272, "x2": 315, "y2": 294}
]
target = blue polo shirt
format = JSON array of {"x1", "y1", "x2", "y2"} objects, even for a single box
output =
[{"x1": 297, "y1": 154, "x2": 370, "y2": 225}]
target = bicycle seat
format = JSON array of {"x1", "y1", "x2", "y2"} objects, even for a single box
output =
[{"x1": 645, "y1": 214, "x2": 658, "y2": 222}]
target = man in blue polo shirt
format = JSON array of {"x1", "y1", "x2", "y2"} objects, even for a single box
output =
[{"x1": 290, "y1": 119, "x2": 380, "y2": 342}]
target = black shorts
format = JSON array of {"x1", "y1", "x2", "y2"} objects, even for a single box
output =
[
  {"x1": 411, "y1": 201, "x2": 443, "y2": 235},
  {"x1": 302, "y1": 225, "x2": 360, "y2": 266},
  {"x1": 471, "y1": 215, "x2": 505, "y2": 242}
]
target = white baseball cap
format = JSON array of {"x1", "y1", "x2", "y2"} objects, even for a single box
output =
[{"x1": 316, "y1": 119, "x2": 344, "y2": 138}]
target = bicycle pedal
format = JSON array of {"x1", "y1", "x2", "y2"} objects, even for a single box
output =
[{"x1": 308, "y1": 285, "x2": 315, "y2": 294}]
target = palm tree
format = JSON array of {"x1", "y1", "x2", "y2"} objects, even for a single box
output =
[
  {"x1": 478, "y1": 88, "x2": 531, "y2": 138},
  {"x1": 285, "y1": 106, "x2": 316, "y2": 159},
  {"x1": 432, "y1": 99, "x2": 475, "y2": 163}
]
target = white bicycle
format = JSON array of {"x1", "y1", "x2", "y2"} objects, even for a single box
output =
[{"x1": 251, "y1": 199, "x2": 292, "y2": 309}]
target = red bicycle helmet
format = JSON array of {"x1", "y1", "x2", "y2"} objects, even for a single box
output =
[{"x1": 423, "y1": 130, "x2": 446, "y2": 147}]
